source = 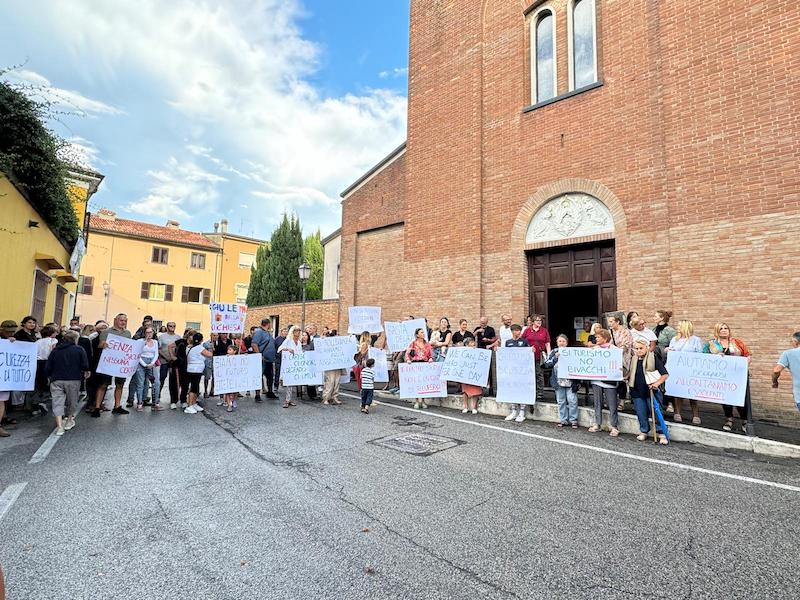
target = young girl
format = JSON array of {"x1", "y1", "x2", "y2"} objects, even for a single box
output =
[
  {"x1": 220, "y1": 344, "x2": 239, "y2": 412},
  {"x1": 461, "y1": 337, "x2": 481, "y2": 414}
]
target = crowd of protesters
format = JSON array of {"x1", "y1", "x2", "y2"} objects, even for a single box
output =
[{"x1": 1, "y1": 310, "x2": 798, "y2": 445}]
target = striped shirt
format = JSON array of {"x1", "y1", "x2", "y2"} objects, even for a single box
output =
[{"x1": 361, "y1": 367, "x2": 375, "y2": 390}]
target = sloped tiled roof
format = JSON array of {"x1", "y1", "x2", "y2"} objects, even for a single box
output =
[{"x1": 89, "y1": 213, "x2": 220, "y2": 251}]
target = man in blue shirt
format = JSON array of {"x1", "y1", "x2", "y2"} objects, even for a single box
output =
[
  {"x1": 773, "y1": 332, "x2": 800, "y2": 412},
  {"x1": 251, "y1": 318, "x2": 278, "y2": 401}
]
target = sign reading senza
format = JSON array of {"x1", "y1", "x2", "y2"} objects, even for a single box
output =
[
  {"x1": 210, "y1": 303, "x2": 247, "y2": 334},
  {"x1": 213, "y1": 354, "x2": 262, "y2": 395},
  {"x1": 97, "y1": 335, "x2": 145, "y2": 378},
  {"x1": 0, "y1": 340, "x2": 37, "y2": 391},
  {"x1": 556, "y1": 347, "x2": 624, "y2": 381},
  {"x1": 439, "y1": 347, "x2": 491, "y2": 387},
  {"x1": 347, "y1": 306, "x2": 383, "y2": 334},
  {"x1": 665, "y1": 351, "x2": 748, "y2": 407},
  {"x1": 399, "y1": 362, "x2": 447, "y2": 399}
]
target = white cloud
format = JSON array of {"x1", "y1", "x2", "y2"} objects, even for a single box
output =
[
  {"x1": 29, "y1": 0, "x2": 407, "y2": 232},
  {"x1": 59, "y1": 136, "x2": 106, "y2": 169},
  {"x1": 378, "y1": 67, "x2": 408, "y2": 79},
  {"x1": 7, "y1": 68, "x2": 124, "y2": 116}
]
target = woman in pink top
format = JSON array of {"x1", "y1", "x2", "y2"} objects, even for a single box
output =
[{"x1": 405, "y1": 328, "x2": 434, "y2": 410}]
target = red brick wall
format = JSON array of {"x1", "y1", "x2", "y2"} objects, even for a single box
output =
[
  {"x1": 246, "y1": 300, "x2": 340, "y2": 334},
  {"x1": 338, "y1": 0, "x2": 800, "y2": 425}
]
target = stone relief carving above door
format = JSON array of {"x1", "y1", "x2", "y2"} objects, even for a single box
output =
[{"x1": 525, "y1": 193, "x2": 614, "y2": 244}]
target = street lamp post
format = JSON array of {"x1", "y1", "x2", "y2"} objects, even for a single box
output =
[
  {"x1": 102, "y1": 281, "x2": 110, "y2": 322},
  {"x1": 298, "y1": 262, "x2": 311, "y2": 332}
]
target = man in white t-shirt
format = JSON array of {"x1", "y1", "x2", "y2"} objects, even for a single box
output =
[
  {"x1": 773, "y1": 332, "x2": 800, "y2": 412},
  {"x1": 496, "y1": 314, "x2": 513, "y2": 349}
]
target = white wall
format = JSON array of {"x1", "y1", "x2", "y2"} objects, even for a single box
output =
[{"x1": 322, "y1": 234, "x2": 341, "y2": 300}]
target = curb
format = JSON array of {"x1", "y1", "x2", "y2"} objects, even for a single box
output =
[{"x1": 375, "y1": 392, "x2": 800, "y2": 460}]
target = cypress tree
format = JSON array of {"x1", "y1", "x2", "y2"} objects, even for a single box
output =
[
  {"x1": 263, "y1": 213, "x2": 304, "y2": 303},
  {"x1": 303, "y1": 229, "x2": 324, "y2": 301}
]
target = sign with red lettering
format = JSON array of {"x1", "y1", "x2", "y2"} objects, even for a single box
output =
[
  {"x1": 209, "y1": 303, "x2": 247, "y2": 334},
  {"x1": 399, "y1": 362, "x2": 447, "y2": 399},
  {"x1": 96, "y1": 334, "x2": 145, "y2": 378},
  {"x1": 665, "y1": 351, "x2": 748, "y2": 407}
]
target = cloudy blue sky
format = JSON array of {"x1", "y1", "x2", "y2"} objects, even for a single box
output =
[{"x1": 0, "y1": 0, "x2": 409, "y2": 239}]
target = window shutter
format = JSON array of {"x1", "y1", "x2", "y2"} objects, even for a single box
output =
[
  {"x1": 165, "y1": 284, "x2": 174, "y2": 302},
  {"x1": 181, "y1": 286, "x2": 189, "y2": 303},
  {"x1": 201, "y1": 288, "x2": 211, "y2": 304},
  {"x1": 141, "y1": 282, "x2": 149, "y2": 299},
  {"x1": 85, "y1": 276, "x2": 94, "y2": 295}
]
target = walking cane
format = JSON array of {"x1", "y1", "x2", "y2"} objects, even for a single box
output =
[{"x1": 649, "y1": 388, "x2": 658, "y2": 444}]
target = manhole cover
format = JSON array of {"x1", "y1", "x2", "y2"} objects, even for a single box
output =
[{"x1": 369, "y1": 432, "x2": 465, "y2": 456}]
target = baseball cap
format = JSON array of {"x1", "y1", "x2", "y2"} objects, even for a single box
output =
[{"x1": 1, "y1": 319, "x2": 19, "y2": 330}]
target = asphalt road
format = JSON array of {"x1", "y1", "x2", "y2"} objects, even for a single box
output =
[{"x1": 1, "y1": 387, "x2": 799, "y2": 600}]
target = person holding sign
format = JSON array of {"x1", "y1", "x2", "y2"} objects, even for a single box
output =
[
  {"x1": 703, "y1": 323, "x2": 752, "y2": 433},
  {"x1": 321, "y1": 330, "x2": 345, "y2": 405},
  {"x1": 0, "y1": 320, "x2": 20, "y2": 437},
  {"x1": 629, "y1": 340, "x2": 670, "y2": 445},
  {"x1": 460, "y1": 337, "x2": 482, "y2": 414},
  {"x1": 587, "y1": 329, "x2": 621, "y2": 437},
  {"x1": 405, "y1": 328, "x2": 434, "y2": 409},
  {"x1": 92, "y1": 314, "x2": 132, "y2": 418},
  {"x1": 185, "y1": 333, "x2": 213, "y2": 414},
  {"x1": 666, "y1": 320, "x2": 704, "y2": 425},
  {"x1": 278, "y1": 326, "x2": 303, "y2": 408},
  {"x1": 503, "y1": 324, "x2": 531, "y2": 423},
  {"x1": 543, "y1": 334, "x2": 579, "y2": 429}
]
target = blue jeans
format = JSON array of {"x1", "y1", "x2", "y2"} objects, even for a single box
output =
[
  {"x1": 632, "y1": 389, "x2": 664, "y2": 433},
  {"x1": 361, "y1": 389, "x2": 374, "y2": 407},
  {"x1": 555, "y1": 386, "x2": 578, "y2": 424},
  {"x1": 134, "y1": 365, "x2": 161, "y2": 406}
]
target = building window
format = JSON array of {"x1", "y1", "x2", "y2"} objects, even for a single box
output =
[
  {"x1": 78, "y1": 275, "x2": 94, "y2": 295},
  {"x1": 531, "y1": 9, "x2": 556, "y2": 104},
  {"x1": 235, "y1": 283, "x2": 249, "y2": 304},
  {"x1": 181, "y1": 286, "x2": 211, "y2": 304},
  {"x1": 190, "y1": 252, "x2": 206, "y2": 269},
  {"x1": 151, "y1": 246, "x2": 169, "y2": 264},
  {"x1": 53, "y1": 285, "x2": 67, "y2": 326},
  {"x1": 31, "y1": 269, "x2": 51, "y2": 324},
  {"x1": 140, "y1": 282, "x2": 174, "y2": 301},
  {"x1": 570, "y1": 0, "x2": 597, "y2": 90},
  {"x1": 152, "y1": 320, "x2": 164, "y2": 331},
  {"x1": 186, "y1": 321, "x2": 201, "y2": 332},
  {"x1": 238, "y1": 252, "x2": 255, "y2": 269}
]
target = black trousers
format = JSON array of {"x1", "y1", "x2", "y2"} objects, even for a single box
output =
[
  {"x1": 274, "y1": 358, "x2": 282, "y2": 389},
  {"x1": 160, "y1": 362, "x2": 180, "y2": 404},
  {"x1": 178, "y1": 368, "x2": 189, "y2": 404},
  {"x1": 256, "y1": 360, "x2": 274, "y2": 395}
]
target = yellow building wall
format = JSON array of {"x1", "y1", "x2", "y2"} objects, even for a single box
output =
[
  {"x1": 67, "y1": 183, "x2": 89, "y2": 229},
  {"x1": 207, "y1": 236, "x2": 263, "y2": 304},
  {"x1": 76, "y1": 231, "x2": 219, "y2": 332},
  {"x1": 0, "y1": 177, "x2": 76, "y2": 326}
]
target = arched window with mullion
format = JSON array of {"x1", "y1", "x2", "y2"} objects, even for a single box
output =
[
  {"x1": 571, "y1": 0, "x2": 597, "y2": 89},
  {"x1": 534, "y1": 10, "x2": 556, "y2": 104}
]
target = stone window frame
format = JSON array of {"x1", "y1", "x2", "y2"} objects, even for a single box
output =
[
  {"x1": 567, "y1": 0, "x2": 598, "y2": 91},
  {"x1": 527, "y1": 3, "x2": 558, "y2": 106}
]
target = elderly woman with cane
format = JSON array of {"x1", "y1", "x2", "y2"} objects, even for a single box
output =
[{"x1": 630, "y1": 340, "x2": 670, "y2": 445}]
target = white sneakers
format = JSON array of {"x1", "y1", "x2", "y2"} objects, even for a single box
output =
[
  {"x1": 194, "y1": 405, "x2": 204, "y2": 412},
  {"x1": 420, "y1": 403, "x2": 428, "y2": 410},
  {"x1": 413, "y1": 403, "x2": 420, "y2": 409},
  {"x1": 471, "y1": 409, "x2": 477, "y2": 415},
  {"x1": 170, "y1": 403, "x2": 177, "y2": 410},
  {"x1": 63, "y1": 417, "x2": 76, "y2": 431},
  {"x1": 184, "y1": 405, "x2": 197, "y2": 414},
  {"x1": 180, "y1": 402, "x2": 188, "y2": 409},
  {"x1": 55, "y1": 426, "x2": 65, "y2": 436},
  {"x1": 515, "y1": 413, "x2": 526, "y2": 423},
  {"x1": 461, "y1": 408, "x2": 468, "y2": 414},
  {"x1": 505, "y1": 409, "x2": 518, "y2": 421}
]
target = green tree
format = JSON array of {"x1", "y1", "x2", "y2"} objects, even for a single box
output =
[
  {"x1": 262, "y1": 213, "x2": 304, "y2": 304},
  {"x1": 303, "y1": 229, "x2": 324, "y2": 301},
  {"x1": 245, "y1": 242, "x2": 270, "y2": 306}
]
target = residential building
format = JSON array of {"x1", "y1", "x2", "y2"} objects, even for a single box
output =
[
  {"x1": 204, "y1": 218, "x2": 265, "y2": 305},
  {"x1": 0, "y1": 167, "x2": 103, "y2": 327},
  {"x1": 336, "y1": 1, "x2": 799, "y2": 425},
  {"x1": 76, "y1": 210, "x2": 220, "y2": 332},
  {"x1": 321, "y1": 228, "x2": 341, "y2": 300}
]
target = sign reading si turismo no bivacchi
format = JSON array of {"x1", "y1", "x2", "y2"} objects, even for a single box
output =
[{"x1": 556, "y1": 347, "x2": 624, "y2": 381}]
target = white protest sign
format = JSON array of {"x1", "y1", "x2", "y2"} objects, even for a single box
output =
[
  {"x1": 556, "y1": 347, "x2": 624, "y2": 381},
  {"x1": 209, "y1": 303, "x2": 247, "y2": 334},
  {"x1": 340, "y1": 371, "x2": 351, "y2": 384},
  {"x1": 368, "y1": 347, "x2": 389, "y2": 383},
  {"x1": 0, "y1": 340, "x2": 37, "y2": 391},
  {"x1": 347, "y1": 306, "x2": 383, "y2": 334},
  {"x1": 97, "y1": 335, "x2": 145, "y2": 378},
  {"x1": 496, "y1": 347, "x2": 536, "y2": 405},
  {"x1": 665, "y1": 351, "x2": 748, "y2": 407},
  {"x1": 439, "y1": 346, "x2": 492, "y2": 387},
  {"x1": 212, "y1": 354, "x2": 262, "y2": 395},
  {"x1": 314, "y1": 336, "x2": 358, "y2": 371},
  {"x1": 281, "y1": 350, "x2": 324, "y2": 386},
  {"x1": 399, "y1": 362, "x2": 447, "y2": 399},
  {"x1": 384, "y1": 318, "x2": 428, "y2": 352}
]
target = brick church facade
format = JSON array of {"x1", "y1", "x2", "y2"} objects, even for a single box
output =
[{"x1": 337, "y1": 0, "x2": 799, "y2": 425}]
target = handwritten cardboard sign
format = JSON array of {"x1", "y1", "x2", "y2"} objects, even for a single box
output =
[
  {"x1": 281, "y1": 350, "x2": 324, "y2": 386},
  {"x1": 212, "y1": 354, "x2": 262, "y2": 395},
  {"x1": 439, "y1": 346, "x2": 491, "y2": 387},
  {"x1": 209, "y1": 303, "x2": 247, "y2": 334},
  {"x1": 347, "y1": 306, "x2": 383, "y2": 334},
  {"x1": 556, "y1": 347, "x2": 624, "y2": 381},
  {"x1": 399, "y1": 362, "x2": 447, "y2": 399},
  {"x1": 313, "y1": 336, "x2": 358, "y2": 371},
  {"x1": 97, "y1": 334, "x2": 145, "y2": 378},
  {"x1": 368, "y1": 347, "x2": 389, "y2": 383},
  {"x1": 665, "y1": 351, "x2": 748, "y2": 407},
  {"x1": 496, "y1": 347, "x2": 536, "y2": 405},
  {"x1": 0, "y1": 340, "x2": 37, "y2": 391},
  {"x1": 384, "y1": 319, "x2": 428, "y2": 352}
]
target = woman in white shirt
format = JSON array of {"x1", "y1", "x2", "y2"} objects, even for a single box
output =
[
  {"x1": 666, "y1": 320, "x2": 704, "y2": 425},
  {"x1": 629, "y1": 316, "x2": 657, "y2": 352},
  {"x1": 134, "y1": 326, "x2": 162, "y2": 412},
  {"x1": 185, "y1": 332, "x2": 212, "y2": 414},
  {"x1": 278, "y1": 326, "x2": 304, "y2": 409}
]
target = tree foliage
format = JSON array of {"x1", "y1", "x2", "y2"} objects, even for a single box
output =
[
  {"x1": 303, "y1": 229, "x2": 324, "y2": 301},
  {"x1": 245, "y1": 242, "x2": 271, "y2": 306},
  {"x1": 0, "y1": 76, "x2": 80, "y2": 246},
  {"x1": 261, "y1": 214, "x2": 304, "y2": 304}
]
